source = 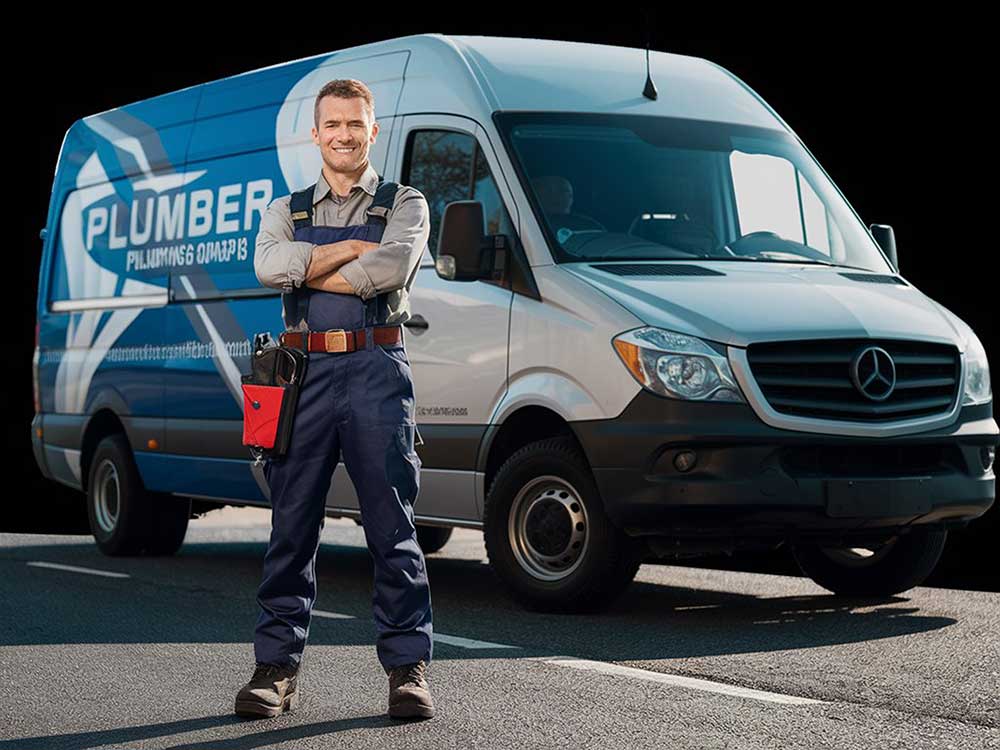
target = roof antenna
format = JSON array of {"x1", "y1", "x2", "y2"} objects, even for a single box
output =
[{"x1": 641, "y1": 14, "x2": 658, "y2": 100}]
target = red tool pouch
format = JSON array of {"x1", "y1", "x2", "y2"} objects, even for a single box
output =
[
  {"x1": 242, "y1": 383, "x2": 288, "y2": 450},
  {"x1": 240, "y1": 338, "x2": 308, "y2": 460}
]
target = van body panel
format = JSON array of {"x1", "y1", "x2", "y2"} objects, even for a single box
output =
[
  {"x1": 42, "y1": 446, "x2": 83, "y2": 489},
  {"x1": 398, "y1": 115, "x2": 513, "y2": 427},
  {"x1": 65, "y1": 89, "x2": 201, "y2": 189},
  {"x1": 503, "y1": 266, "x2": 643, "y2": 423},
  {"x1": 562, "y1": 262, "x2": 964, "y2": 349}
]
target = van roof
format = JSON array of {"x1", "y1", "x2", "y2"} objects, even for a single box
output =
[
  {"x1": 77, "y1": 33, "x2": 784, "y2": 130},
  {"x1": 59, "y1": 34, "x2": 785, "y2": 186}
]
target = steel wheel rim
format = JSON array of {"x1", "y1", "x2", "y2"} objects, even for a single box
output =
[
  {"x1": 819, "y1": 536, "x2": 899, "y2": 568},
  {"x1": 93, "y1": 459, "x2": 121, "y2": 534},
  {"x1": 508, "y1": 474, "x2": 589, "y2": 581}
]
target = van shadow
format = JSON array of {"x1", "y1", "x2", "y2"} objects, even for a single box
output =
[
  {"x1": 5, "y1": 538, "x2": 956, "y2": 664},
  {"x1": 3, "y1": 538, "x2": 959, "y2": 749}
]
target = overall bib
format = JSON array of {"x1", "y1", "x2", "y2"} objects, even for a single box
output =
[{"x1": 254, "y1": 179, "x2": 433, "y2": 674}]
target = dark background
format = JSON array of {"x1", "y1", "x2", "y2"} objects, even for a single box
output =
[{"x1": 13, "y1": 13, "x2": 997, "y2": 590}]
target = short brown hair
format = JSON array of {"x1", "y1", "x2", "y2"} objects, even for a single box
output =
[{"x1": 314, "y1": 79, "x2": 375, "y2": 129}]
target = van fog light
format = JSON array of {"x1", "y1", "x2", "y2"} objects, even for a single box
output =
[
  {"x1": 674, "y1": 450, "x2": 697, "y2": 472},
  {"x1": 982, "y1": 445, "x2": 995, "y2": 472}
]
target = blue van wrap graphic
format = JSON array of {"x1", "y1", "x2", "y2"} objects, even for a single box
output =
[{"x1": 38, "y1": 50, "x2": 408, "y2": 500}]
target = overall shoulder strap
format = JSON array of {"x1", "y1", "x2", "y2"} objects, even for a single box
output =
[
  {"x1": 283, "y1": 184, "x2": 316, "y2": 332},
  {"x1": 289, "y1": 184, "x2": 316, "y2": 229},
  {"x1": 365, "y1": 177, "x2": 400, "y2": 226}
]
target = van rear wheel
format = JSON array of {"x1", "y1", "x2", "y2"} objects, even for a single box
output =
[
  {"x1": 791, "y1": 527, "x2": 948, "y2": 596},
  {"x1": 483, "y1": 436, "x2": 642, "y2": 613},
  {"x1": 416, "y1": 525, "x2": 453, "y2": 554},
  {"x1": 88, "y1": 435, "x2": 148, "y2": 556},
  {"x1": 144, "y1": 492, "x2": 191, "y2": 556},
  {"x1": 87, "y1": 434, "x2": 189, "y2": 556}
]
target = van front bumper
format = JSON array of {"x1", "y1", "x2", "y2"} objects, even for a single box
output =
[{"x1": 570, "y1": 392, "x2": 998, "y2": 541}]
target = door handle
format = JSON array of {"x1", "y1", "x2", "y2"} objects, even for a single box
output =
[{"x1": 403, "y1": 314, "x2": 429, "y2": 332}]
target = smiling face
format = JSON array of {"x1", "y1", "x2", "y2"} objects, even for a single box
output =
[{"x1": 311, "y1": 94, "x2": 379, "y2": 175}]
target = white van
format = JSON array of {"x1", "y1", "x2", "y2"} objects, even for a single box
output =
[{"x1": 32, "y1": 34, "x2": 996, "y2": 612}]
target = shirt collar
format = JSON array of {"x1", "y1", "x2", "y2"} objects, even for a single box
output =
[{"x1": 314, "y1": 162, "x2": 379, "y2": 204}]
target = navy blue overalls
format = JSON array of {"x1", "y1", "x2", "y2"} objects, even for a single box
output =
[{"x1": 254, "y1": 178, "x2": 433, "y2": 675}]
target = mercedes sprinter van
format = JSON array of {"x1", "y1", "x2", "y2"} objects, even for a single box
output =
[{"x1": 32, "y1": 34, "x2": 997, "y2": 611}]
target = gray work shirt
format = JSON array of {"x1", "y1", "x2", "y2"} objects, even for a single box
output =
[{"x1": 253, "y1": 162, "x2": 430, "y2": 331}]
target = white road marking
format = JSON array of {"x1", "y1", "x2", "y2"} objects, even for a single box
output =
[
  {"x1": 305, "y1": 600, "x2": 819, "y2": 704},
  {"x1": 433, "y1": 633, "x2": 522, "y2": 650},
  {"x1": 313, "y1": 609, "x2": 356, "y2": 619},
  {"x1": 312, "y1": 610, "x2": 521, "y2": 650},
  {"x1": 27, "y1": 561, "x2": 130, "y2": 579},
  {"x1": 535, "y1": 656, "x2": 825, "y2": 706},
  {"x1": 674, "y1": 604, "x2": 720, "y2": 611}
]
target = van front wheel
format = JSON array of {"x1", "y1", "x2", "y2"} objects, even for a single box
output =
[
  {"x1": 791, "y1": 527, "x2": 948, "y2": 596},
  {"x1": 483, "y1": 436, "x2": 642, "y2": 613}
]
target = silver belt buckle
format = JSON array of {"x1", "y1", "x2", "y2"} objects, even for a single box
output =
[{"x1": 324, "y1": 329, "x2": 348, "y2": 352}]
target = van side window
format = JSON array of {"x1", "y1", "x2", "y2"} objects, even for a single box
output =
[
  {"x1": 406, "y1": 129, "x2": 518, "y2": 270},
  {"x1": 730, "y1": 151, "x2": 845, "y2": 262},
  {"x1": 407, "y1": 131, "x2": 476, "y2": 257}
]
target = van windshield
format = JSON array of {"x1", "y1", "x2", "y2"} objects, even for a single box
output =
[{"x1": 493, "y1": 112, "x2": 892, "y2": 272}]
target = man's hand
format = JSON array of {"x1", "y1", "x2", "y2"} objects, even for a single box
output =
[{"x1": 356, "y1": 240, "x2": 379, "y2": 257}]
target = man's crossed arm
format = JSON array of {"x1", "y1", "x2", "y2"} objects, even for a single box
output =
[{"x1": 253, "y1": 188, "x2": 430, "y2": 298}]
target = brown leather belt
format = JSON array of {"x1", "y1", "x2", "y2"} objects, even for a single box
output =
[{"x1": 278, "y1": 325, "x2": 402, "y2": 353}]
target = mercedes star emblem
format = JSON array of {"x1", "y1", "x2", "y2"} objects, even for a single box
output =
[{"x1": 851, "y1": 346, "x2": 896, "y2": 401}]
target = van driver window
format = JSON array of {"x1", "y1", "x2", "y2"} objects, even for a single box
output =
[{"x1": 405, "y1": 129, "x2": 516, "y2": 264}]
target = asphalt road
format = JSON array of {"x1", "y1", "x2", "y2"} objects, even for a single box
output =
[{"x1": 1, "y1": 506, "x2": 997, "y2": 749}]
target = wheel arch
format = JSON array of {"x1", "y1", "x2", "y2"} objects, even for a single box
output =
[
  {"x1": 477, "y1": 405, "x2": 593, "y2": 507},
  {"x1": 80, "y1": 409, "x2": 129, "y2": 494}
]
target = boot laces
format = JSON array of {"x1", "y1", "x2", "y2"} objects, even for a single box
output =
[
  {"x1": 391, "y1": 660, "x2": 426, "y2": 688},
  {"x1": 253, "y1": 662, "x2": 284, "y2": 681}
]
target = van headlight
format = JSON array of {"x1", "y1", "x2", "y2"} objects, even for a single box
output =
[
  {"x1": 962, "y1": 332, "x2": 992, "y2": 405},
  {"x1": 612, "y1": 327, "x2": 745, "y2": 402}
]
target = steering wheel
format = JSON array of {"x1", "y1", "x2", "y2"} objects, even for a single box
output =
[{"x1": 715, "y1": 230, "x2": 783, "y2": 257}]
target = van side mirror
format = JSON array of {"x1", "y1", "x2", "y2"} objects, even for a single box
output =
[
  {"x1": 435, "y1": 200, "x2": 508, "y2": 282},
  {"x1": 869, "y1": 223, "x2": 898, "y2": 272}
]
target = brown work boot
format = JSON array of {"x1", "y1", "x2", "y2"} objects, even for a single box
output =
[
  {"x1": 234, "y1": 661, "x2": 300, "y2": 718},
  {"x1": 387, "y1": 660, "x2": 435, "y2": 719}
]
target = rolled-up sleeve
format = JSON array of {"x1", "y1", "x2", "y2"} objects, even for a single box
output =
[
  {"x1": 253, "y1": 196, "x2": 315, "y2": 292},
  {"x1": 338, "y1": 187, "x2": 430, "y2": 301}
]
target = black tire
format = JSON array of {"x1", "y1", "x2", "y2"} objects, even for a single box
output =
[
  {"x1": 87, "y1": 434, "x2": 152, "y2": 556},
  {"x1": 144, "y1": 493, "x2": 191, "y2": 556},
  {"x1": 416, "y1": 525, "x2": 453, "y2": 554},
  {"x1": 791, "y1": 527, "x2": 948, "y2": 596},
  {"x1": 483, "y1": 436, "x2": 642, "y2": 613}
]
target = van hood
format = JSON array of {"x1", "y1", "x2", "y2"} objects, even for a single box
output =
[{"x1": 563, "y1": 261, "x2": 963, "y2": 349}]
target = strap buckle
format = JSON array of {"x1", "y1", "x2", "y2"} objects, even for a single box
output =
[{"x1": 325, "y1": 329, "x2": 348, "y2": 352}]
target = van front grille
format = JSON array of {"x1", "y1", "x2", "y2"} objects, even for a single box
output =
[{"x1": 745, "y1": 338, "x2": 960, "y2": 422}]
